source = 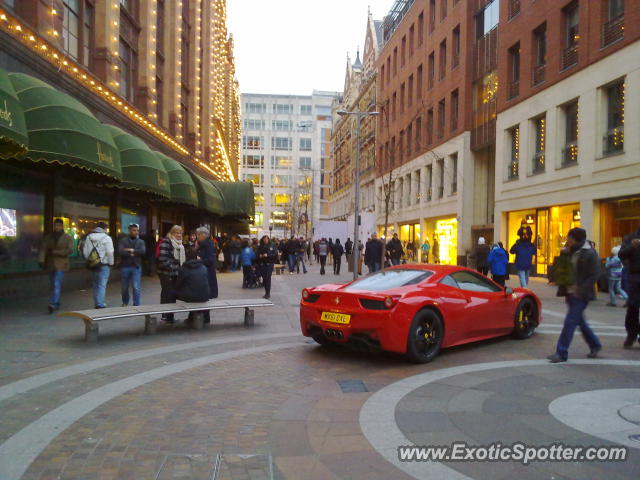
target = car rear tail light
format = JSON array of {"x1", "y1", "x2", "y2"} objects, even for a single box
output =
[{"x1": 301, "y1": 289, "x2": 320, "y2": 303}]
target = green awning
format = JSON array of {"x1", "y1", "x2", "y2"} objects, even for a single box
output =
[
  {"x1": 190, "y1": 172, "x2": 225, "y2": 216},
  {"x1": 0, "y1": 68, "x2": 28, "y2": 159},
  {"x1": 212, "y1": 180, "x2": 255, "y2": 219},
  {"x1": 8, "y1": 73, "x2": 121, "y2": 180},
  {"x1": 104, "y1": 125, "x2": 170, "y2": 199},
  {"x1": 154, "y1": 152, "x2": 199, "y2": 207}
]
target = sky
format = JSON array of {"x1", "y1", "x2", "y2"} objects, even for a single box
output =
[{"x1": 227, "y1": 0, "x2": 394, "y2": 96}]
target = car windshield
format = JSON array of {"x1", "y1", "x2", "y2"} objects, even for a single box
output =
[{"x1": 343, "y1": 269, "x2": 433, "y2": 292}]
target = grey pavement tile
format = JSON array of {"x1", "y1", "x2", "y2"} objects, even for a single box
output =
[
  {"x1": 395, "y1": 410, "x2": 455, "y2": 434},
  {"x1": 446, "y1": 389, "x2": 495, "y2": 413},
  {"x1": 481, "y1": 393, "x2": 550, "y2": 415}
]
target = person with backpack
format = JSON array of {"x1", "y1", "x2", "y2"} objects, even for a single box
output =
[
  {"x1": 82, "y1": 221, "x2": 114, "y2": 309},
  {"x1": 257, "y1": 235, "x2": 278, "y2": 299},
  {"x1": 547, "y1": 228, "x2": 602, "y2": 363},
  {"x1": 156, "y1": 225, "x2": 185, "y2": 323},
  {"x1": 39, "y1": 218, "x2": 74, "y2": 313},
  {"x1": 118, "y1": 223, "x2": 146, "y2": 307},
  {"x1": 605, "y1": 246, "x2": 627, "y2": 307}
]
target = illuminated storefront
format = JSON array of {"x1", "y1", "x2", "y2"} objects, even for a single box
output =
[
  {"x1": 420, "y1": 217, "x2": 458, "y2": 265},
  {"x1": 399, "y1": 223, "x2": 421, "y2": 245},
  {"x1": 599, "y1": 196, "x2": 640, "y2": 256},
  {"x1": 507, "y1": 204, "x2": 581, "y2": 275}
]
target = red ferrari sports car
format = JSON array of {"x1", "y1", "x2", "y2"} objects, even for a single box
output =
[{"x1": 300, "y1": 265, "x2": 541, "y2": 363}]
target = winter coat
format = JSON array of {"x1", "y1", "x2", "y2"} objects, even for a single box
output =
[
  {"x1": 364, "y1": 239, "x2": 383, "y2": 265},
  {"x1": 387, "y1": 238, "x2": 403, "y2": 260},
  {"x1": 473, "y1": 244, "x2": 491, "y2": 269},
  {"x1": 552, "y1": 252, "x2": 574, "y2": 286},
  {"x1": 317, "y1": 240, "x2": 329, "y2": 256},
  {"x1": 82, "y1": 228, "x2": 114, "y2": 266},
  {"x1": 605, "y1": 255, "x2": 624, "y2": 279},
  {"x1": 509, "y1": 239, "x2": 536, "y2": 271},
  {"x1": 332, "y1": 243, "x2": 344, "y2": 258},
  {"x1": 156, "y1": 237, "x2": 181, "y2": 277},
  {"x1": 39, "y1": 231, "x2": 74, "y2": 271},
  {"x1": 344, "y1": 240, "x2": 353, "y2": 255},
  {"x1": 569, "y1": 242, "x2": 600, "y2": 301},
  {"x1": 197, "y1": 238, "x2": 218, "y2": 299},
  {"x1": 230, "y1": 239, "x2": 242, "y2": 254},
  {"x1": 285, "y1": 239, "x2": 300, "y2": 255},
  {"x1": 257, "y1": 243, "x2": 279, "y2": 264},
  {"x1": 240, "y1": 246, "x2": 256, "y2": 267},
  {"x1": 487, "y1": 246, "x2": 508, "y2": 276},
  {"x1": 619, "y1": 229, "x2": 640, "y2": 274},
  {"x1": 173, "y1": 259, "x2": 210, "y2": 303},
  {"x1": 118, "y1": 235, "x2": 146, "y2": 268}
]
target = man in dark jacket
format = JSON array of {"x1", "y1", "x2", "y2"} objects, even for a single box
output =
[
  {"x1": 619, "y1": 225, "x2": 640, "y2": 348},
  {"x1": 196, "y1": 227, "x2": 218, "y2": 299},
  {"x1": 344, "y1": 237, "x2": 353, "y2": 272},
  {"x1": 118, "y1": 223, "x2": 146, "y2": 306},
  {"x1": 548, "y1": 228, "x2": 602, "y2": 363},
  {"x1": 387, "y1": 234, "x2": 403, "y2": 266},
  {"x1": 332, "y1": 239, "x2": 344, "y2": 275},
  {"x1": 173, "y1": 248, "x2": 210, "y2": 303},
  {"x1": 472, "y1": 237, "x2": 491, "y2": 276},
  {"x1": 285, "y1": 236, "x2": 300, "y2": 274},
  {"x1": 364, "y1": 234, "x2": 383, "y2": 273}
]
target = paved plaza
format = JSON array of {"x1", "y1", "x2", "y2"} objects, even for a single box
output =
[{"x1": 0, "y1": 263, "x2": 639, "y2": 480}]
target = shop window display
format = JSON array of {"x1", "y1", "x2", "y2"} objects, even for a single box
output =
[{"x1": 0, "y1": 188, "x2": 44, "y2": 274}]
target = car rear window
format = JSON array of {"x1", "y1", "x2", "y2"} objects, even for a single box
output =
[{"x1": 344, "y1": 269, "x2": 433, "y2": 292}]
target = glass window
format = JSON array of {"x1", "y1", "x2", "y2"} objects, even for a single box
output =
[
  {"x1": 316, "y1": 105, "x2": 332, "y2": 116},
  {"x1": 63, "y1": 0, "x2": 80, "y2": 60},
  {"x1": 565, "y1": 2, "x2": 579, "y2": 48},
  {"x1": 271, "y1": 174, "x2": 292, "y2": 187},
  {"x1": 243, "y1": 173, "x2": 264, "y2": 185},
  {"x1": 300, "y1": 105, "x2": 312, "y2": 115},
  {"x1": 242, "y1": 154, "x2": 264, "y2": 167},
  {"x1": 299, "y1": 157, "x2": 311, "y2": 169},
  {"x1": 440, "y1": 275, "x2": 458, "y2": 288},
  {"x1": 243, "y1": 135, "x2": 263, "y2": 150},
  {"x1": 563, "y1": 101, "x2": 579, "y2": 165},
  {"x1": 0, "y1": 188, "x2": 44, "y2": 274},
  {"x1": 270, "y1": 156, "x2": 293, "y2": 168},
  {"x1": 604, "y1": 80, "x2": 624, "y2": 154},
  {"x1": 532, "y1": 115, "x2": 545, "y2": 173},
  {"x1": 344, "y1": 269, "x2": 434, "y2": 292},
  {"x1": 299, "y1": 138, "x2": 312, "y2": 151},
  {"x1": 451, "y1": 271, "x2": 502, "y2": 292},
  {"x1": 608, "y1": 0, "x2": 624, "y2": 19},
  {"x1": 245, "y1": 102, "x2": 266, "y2": 113},
  {"x1": 476, "y1": 0, "x2": 500, "y2": 38},
  {"x1": 273, "y1": 104, "x2": 293, "y2": 115},
  {"x1": 272, "y1": 137, "x2": 292, "y2": 151},
  {"x1": 243, "y1": 119, "x2": 265, "y2": 130},
  {"x1": 508, "y1": 126, "x2": 520, "y2": 179},
  {"x1": 272, "y1": 120, "x2": 291, "y2": 131}
]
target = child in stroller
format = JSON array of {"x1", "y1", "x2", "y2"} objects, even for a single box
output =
[
  {"x1": 244, "y1": 264, "x2": 263, "y2": 289},
  {"x1": 241, "y1": 241, "x2": 262, "y2": 288}
]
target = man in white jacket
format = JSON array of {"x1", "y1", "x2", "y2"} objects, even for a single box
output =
[{"x1": 82, "y1": 222, "x2": 114, "y2": 308}]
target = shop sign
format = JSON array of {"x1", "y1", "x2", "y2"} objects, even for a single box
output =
[
  {"x1": 96, "y1": 142, "x2": 113, "y2": 166},
  {"x1": 0, "y1": 100, "x2": 13, "y2": 127}
]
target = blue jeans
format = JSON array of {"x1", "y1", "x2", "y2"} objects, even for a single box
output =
[
  {"x1": 555, "y1": 296, "x2": 601, "y2": 360},
  {"x1": 371, "y1": 262, "x2": 381, "y2": 273},
  {"x1": 391, "y1": 257, "x2": 401, "y2": 266},
  {"x1": 231, "y1": 253, "x2": 240, "y2": 271},
  {"x1": 517, "y1": 269, "x2": 530, "y2": 287},
  {"x1": 287, "y1": 254, "x2": 297, "y2": 272},
  {"x1": 121, "y1": 265, "x2": 142, "y2": 306},
  {"x1": 92, "y1": 265, "x2": 110, "y2": 308},
  {"x1": 49, "y1": 270, "x2": 65, "y2": 309},
  {"x1": 297, "y1": 253, "x2": 307, "y2": 273},
  {"x1": 608, "y1": 278, "x2": 627, "y2": 305}
]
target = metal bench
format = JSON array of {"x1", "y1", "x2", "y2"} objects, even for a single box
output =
[{"x1": 58, "y1": 298, "x2": 274, "y2": 342}]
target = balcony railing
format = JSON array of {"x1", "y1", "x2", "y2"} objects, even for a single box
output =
[
  {"x1": 508, "y1": 80, "x2": 519, "y2": 100},
  {"x1": 562, "y1": 143, "x2": 578, "y2": 166},
  {"x1": 602, "y1": 15, "x2": 624, "y2": 47},
  {"x1": 508, "y1": 160, "x2": 519, "y2": 180},
  {"x1": 508, "y1": 0, "x2": 521, "y2": 19},
  {"x1": 604, "y1": 126, "x2": 624, "y2": 155},
  {"x1": 532, "y1": 64, "x2": 546, "y2": 86},
  {"x1": 532, "y1": 152, "x2": 545, "y2": 174},
  {"x1": 561, "y1": 45, "x2": 578, "y2": 71}
]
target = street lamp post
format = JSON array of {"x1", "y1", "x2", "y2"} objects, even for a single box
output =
[{"x1": 337, "y1": 108, "x2": 379, "y2": 280}]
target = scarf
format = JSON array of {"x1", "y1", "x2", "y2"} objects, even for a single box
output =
[{"x1": 169, "y1": 234, "x2": 186, "y2": 266}]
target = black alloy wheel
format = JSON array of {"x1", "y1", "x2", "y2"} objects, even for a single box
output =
[
  {"x1": 406, "y1": 309, "x2": 443, "y2": 363},
  {"x1": 512, "y1": 297, "x2": 538, "y2": 339}
]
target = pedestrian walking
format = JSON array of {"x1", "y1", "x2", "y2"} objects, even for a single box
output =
[
  {"x1": 421, "y1": 239, "x2": 431, "y2": 263},
  {"x1": 510, "y1": 230, "x2": 536, "y2": 287},
  {"x1": 118, "y1": 223, "x2": 146, "y2": 307},
  {"x1": 229, "y1": 235, "x2": 242, "y2": 271},
  {"x1": 387, "y1": 234, "x2": 403, "y2": 266},
  {"x1": 296, "y1": 236, "x2": 308, "y2": 274},
  {"x1": 156, "y1": 225, "x2": 185, "y2": 323},
  {"x1": 332, "y1": 239, "x2": 344, "y2": 275},
  {"x1": 547, "y1": 228, "x2": 602, "y2": 363},
  {"x1": 39, "y1": 218, "x2": 74, "y2": 313},
  {"x1": 472, "y1": 237, "x2": 491, "y2": 276},
  {"x1": 605, "y1": 246, "x2": 627, "y2": 307},
  {"x1": 82, "y1": 221, "x2": 114, "y2": 309},
  {"x1": 364, "y1": 234, "x2": 383, "y2": 273},
  {"x1": 619, "y1": 224, "x2": 640, "y2": 348},
  {"x1": 241, "y1": 240, "x2": 257, "y2": 288},
  {"x1": 432, "y1": 235, "x2": 440, "y2": 264},
  {"x1": 344, "y1": 237, "x2": 353, "y2": 272},
  {"x1": 257, "y1": 235, "x2": 278, "y2": 299},
  {"x1": 487, "y1": 243, "x2": 508, "y2": 286},
  {"x1": 318, "y1": 238, "x2": 329, "y2": 275}
]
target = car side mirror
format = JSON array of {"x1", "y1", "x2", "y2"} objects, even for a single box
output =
[{"x1": 504, "y1": 287, "x2": 513, "y2": 295}]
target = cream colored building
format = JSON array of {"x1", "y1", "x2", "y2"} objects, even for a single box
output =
[{"x1": 495, "y1": 41, "x2": 640, "y2": 274}]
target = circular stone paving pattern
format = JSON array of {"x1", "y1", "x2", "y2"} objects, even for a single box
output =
[{"x1": 360, "y1": 360, "x2": 640, "y2": 480}]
